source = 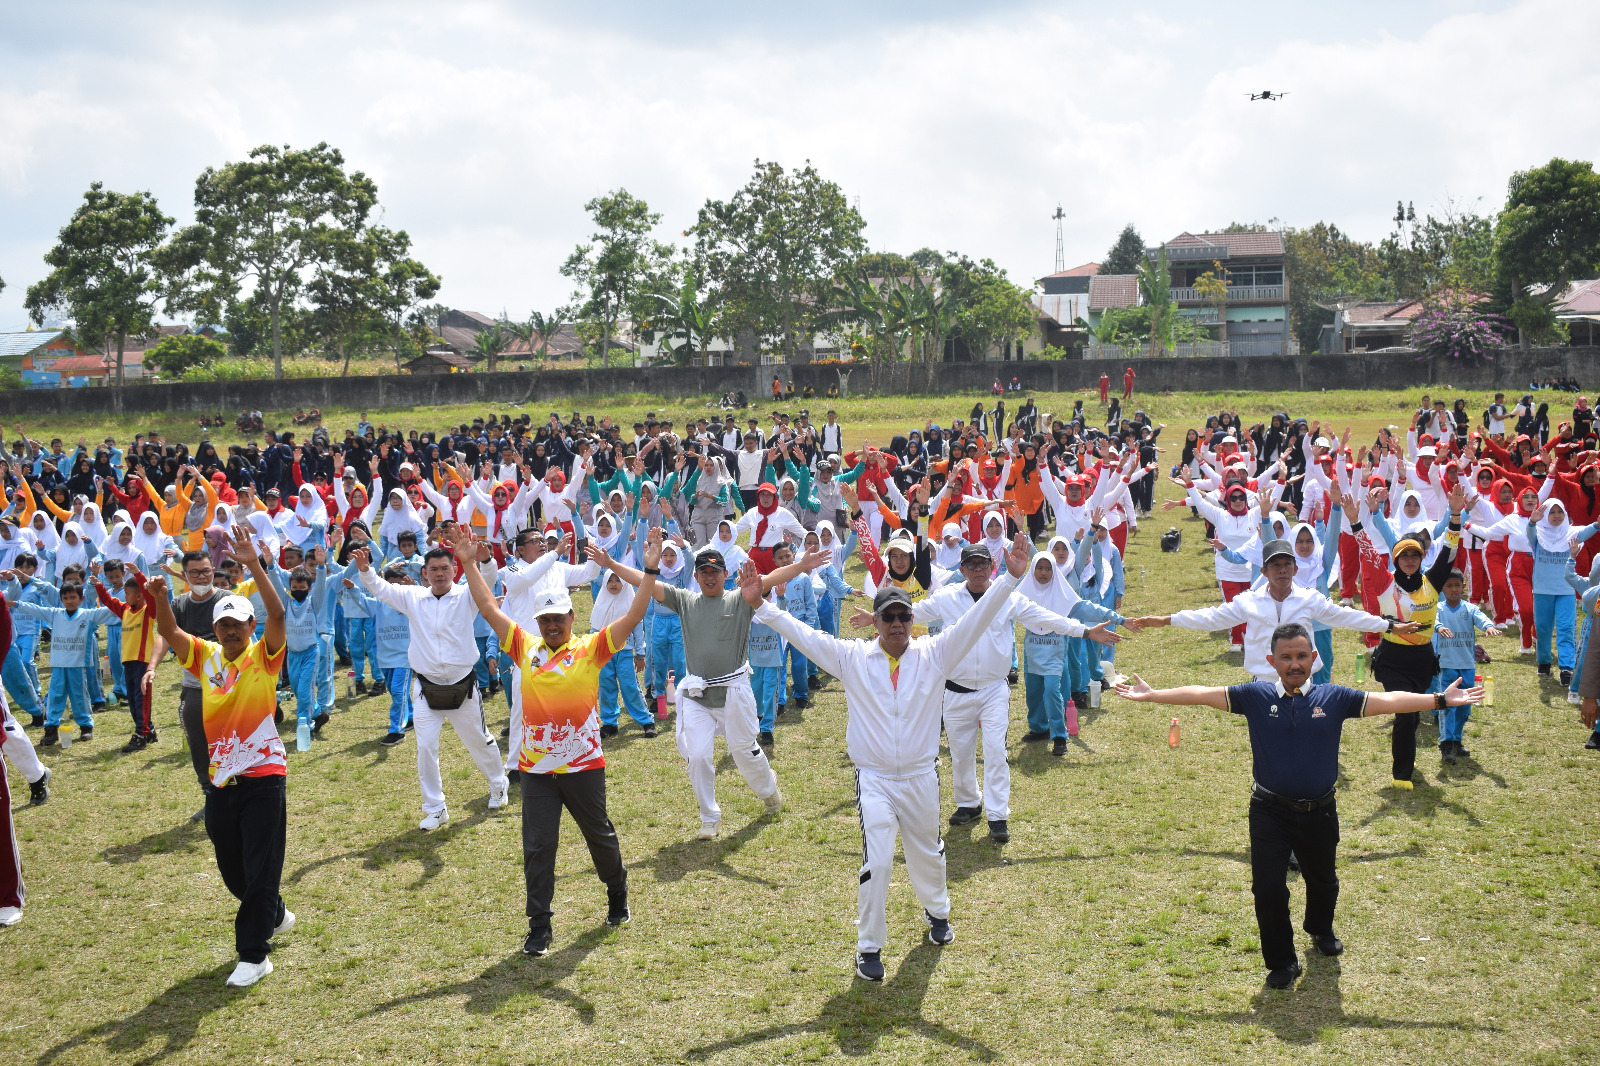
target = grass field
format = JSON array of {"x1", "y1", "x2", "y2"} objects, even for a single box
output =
[{"x1": 2, "y1": 389, "x2": 1598, "y2": 1065}]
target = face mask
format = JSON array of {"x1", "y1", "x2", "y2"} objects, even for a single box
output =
[
  {"x1": 188, "y1": 579, "x2": 213, "y2": 596},
  {"x1": 291, "y1": 588, "x2": 310, "y2": 603}
]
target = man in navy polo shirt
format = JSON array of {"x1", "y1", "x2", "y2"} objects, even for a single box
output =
[{"x1": 1113, "y1": 622, "x2": 1482, "y2": 990}]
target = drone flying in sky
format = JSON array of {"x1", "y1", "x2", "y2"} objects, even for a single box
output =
[{"x1": 1246, "y1": 90, "x2": 1289, "y2": 101}]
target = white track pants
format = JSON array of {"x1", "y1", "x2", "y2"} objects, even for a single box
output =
[
  {"x1": 413, "y1": 685, "x2": 506, "y2": 817},
  {"x1": 856, "y1": 766, "x2": 947, "y2": 952},
  {"x1": 942, "y1": 681, "x2": 1011, "y2": 820},
  {"x1": 676, "y1": 680, "x2": 778, "y2": 826},
  {"x1": 1, "y1": 705, "x2": 45, "y2": 785}
]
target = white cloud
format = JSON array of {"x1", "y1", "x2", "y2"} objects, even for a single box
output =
[{"x1": 1, "y1": 0, "x2": 1596, "y2": 331}]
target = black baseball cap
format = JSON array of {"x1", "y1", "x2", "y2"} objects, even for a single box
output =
[
  {"x1": 959, "y1": 544, "x2": 992, "y2": 566},
  {"x1": 693, "y1": 548, "x2": 726, "y2": 572},
  {"x1": 873, "y1": 586, "x2": 914, "y2": 614},
  {"x1": 1261, "y1": 539, "x2": 1295, "y2": 565}
]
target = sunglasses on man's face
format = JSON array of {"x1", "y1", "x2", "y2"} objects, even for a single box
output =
[{"x1": 878, "y1": 609, "x2": 914, "y2": 625}]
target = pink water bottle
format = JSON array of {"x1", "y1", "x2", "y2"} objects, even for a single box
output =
[{"x1": 1065, "y1": 698, "x2": 1079, "y2": 737}]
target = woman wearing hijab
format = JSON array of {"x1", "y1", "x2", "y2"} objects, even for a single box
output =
[
  {"x1": 590, "y1": 566, "x2": 653, "y2": 735},
  {"x1": 1474, "y1": 482, "x2": 1542, "y2": 654},
  {"x1": 131, "y1": 511, "x2": 172, "y2": 573},
  {"x1": 1527, "y1": 484, "x2": 1600, "y2": 683},
  {"x1": 24, "y1": 511, "x2": 60, "y2": 582},
  {"x1": 1358, "y1": 484, "x2": 1466, "y2": 789},
  {"x1": 98, "y1": 522, "x2": 148, "y2": 576},
  {"x1": 1017, "y1": 551, "x2": 1080, "y2": 755}
]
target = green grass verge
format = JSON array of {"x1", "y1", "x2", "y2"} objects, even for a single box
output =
[{"x1": 2, "y1": 390, "x2": 1597, "y2": 1064}]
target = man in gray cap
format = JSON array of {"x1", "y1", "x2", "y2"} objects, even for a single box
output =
[
  {"x1": 1132, "y1": 532, "x2": 1415, "y2": 683},
  {"x1": 740, "y1": 535, "x2": 1031, "y2": 982},
  {"x1": 916, "y1": 542, "x2": 1125, "y2": 844}
]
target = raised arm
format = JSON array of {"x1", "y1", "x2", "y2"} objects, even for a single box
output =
[
  {"x1": 1111, "y1": 674, "x2": 1230, "y2": 710},
  {"x1": 450, "y1": 525, "x2": 514, "y2": 644},
  {"x1": 930, "y1": 535, "x2": 1028, "y2": 672}
]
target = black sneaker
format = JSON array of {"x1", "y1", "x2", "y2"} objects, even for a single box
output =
[
  {"x1": 855, "y1": 951, "x2": 885, "y2": 981},
  {"x1": 500, "y1": 725, "x2": 510, "y2": 738},
  {"x1": 1265, "y1": 960, "x2": 1302, "y2": 989},
  {"x1": 1072, "y1": 691, "x2": 1090, "y2": 709},
  {"x1": 1440, "y1": 741, "x2": 1456, "y2": 764},
  {"x1": 599, "y1": 724, "x2": 619, "y2": 739},
  {"x1": 988, "y1": 819, "x2": 1010, "y2": 844},
  {"x1": 925, "y1": 910, "x2": 953, "y2": 945},
  {"x1": 40, "y1": 726, "x2": 58, "y2": 747},
  {"x1": 1538, "y1": 663, "x2": 1552, "y2": 676},
  {"x1": 948, "y1": 806, "x2": 982, "y2": 826},
  {"x1": 1313, "y1": 933, "x2": 1344, "y2": 957},
  {"x1": 759, "y1": 730, "x2": 775, "y2": 746},
  {"x1": 641, "y1": 724, "x2": 658, "y2": 738},
  {"x1": 28, "y1": 767, "x2": 50, "y2": 806},
  {"x1": 380, "y1": 731, "x2": 405, "y2": 746},
  {"x1": 523, "y1": 927, "x2": 552, "y2": 956},
  {"x1": 78, "y1": 726, "x2": 94, "y2": 742},
  {"x1": 1052, "y1": 737, "x2": 1068, "y2": 757},
  {"x1": 775, "y1": 704, "x2": 787, "y2": 718},
  {"x1": 1020, "y1": 731, "x2": 1049, "y2": 743},
  {"x1": 311, "y1": 712, "x2": 329, "y2": 736},
  {"x1": 1586, "y1": 732, "x2": 1600, "y2": 750},
  {"x1": 121, "y1": 733, "x2": 148, "y2": 754},
  {"x1": 91, "y1": 702, "x2": 105, "y2": 716},
  {"x1": 1560, "y1": 669, "x2": 1573, "y2": 686},
  {"x1": 147, "y1": 729, "x2": 158, "y2": 744},
  {"x1": 1007, "y1": 670, "x2": 1018, "y2": 686},
  {"x1": 354, "y1": 679, "x2": 368, "y2": 697},
  {"x1": 29, "y1": 715, "x2": 43, "y2": 729},
  {"x1": 1455, "y1": 741, "x2": 1471, "y2": 758},
  {"x1": 606, "y1": 888, "x2": 630, "y2": 927},
  {"x1": 793, "y1": 697, "x2": 810, "y2": 710}
]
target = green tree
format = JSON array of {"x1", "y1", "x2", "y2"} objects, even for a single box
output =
[
  {"x1": 1283, "y1": 222, "x2": 1391, "y2": 352},
  {"x1": 561, "y1": 189, "x2": 669, "y2": 369},
  {"x1": 1382, "y1": 198, "x2": 1496, "y2": 300},
  {"x1": 941, "y1": 254, "x2": 1035, "y2": 360},
  {"x1": 1495, "y1": 157, "x2": 1600, "y2": 347},
  {"x1": 1101, "y1": 224, "x2": 1146, "y2": 275},
  {"x1": 307, "y1": 225, "x2": 437, "y2": 374},
  {"x1": 693, "y1": 159, "x2": 866, "y2": 363},
  {"x1": 162, "y1": 142, "x2": 378, "y2": 379},
  {"x1": 1193, "y1": 261, "x2": 1230, "y2": 343},
  {"x1": 145, "y1": 332, "x2": 227, "y2": 377},
  {"x1": 468, "y1": 323, "x2": 511, "y2": 372},
  {"x1": 1136, "y1": 246, "x2": 1176, "y2": 356},
  {"x1": 648, "y1": 270, "x2": 721, "y2": 366},
  {"x1": 508, "y1": 310, "x2": 570, "y2": 365},
  {"x1": 24, "y1": 182, "x2": 173, "y2": 397}
]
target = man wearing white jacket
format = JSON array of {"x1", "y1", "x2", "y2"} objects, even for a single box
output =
[
  {"x1": 742, "y1": 535, "x2": 1031, "y2": 982},
  {"x1": 915, "y1": 542, "x2": 1124, "y2": 843}
]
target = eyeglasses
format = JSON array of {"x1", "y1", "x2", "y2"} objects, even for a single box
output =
[{"x1": 878, "y1": 610, "x2": 914, "y2": 625}]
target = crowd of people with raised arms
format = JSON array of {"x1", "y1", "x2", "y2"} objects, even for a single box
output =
[{"x1": 0, "y1": 386, "x2": 1592, "y2": 993}]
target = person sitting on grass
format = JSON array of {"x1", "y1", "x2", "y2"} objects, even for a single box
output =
[{"x1": 1113, "y1": 622, "x2": 1483, "y2": 991}]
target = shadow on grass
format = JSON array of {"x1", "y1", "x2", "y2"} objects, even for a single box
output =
[
  {"x1": 286, "y1": 807, "x2": 490, "y2": 890},
  {"x1": 629, "y1": 813, "x2": 779, "y2": 887},
  {"x1": 35, "y1": 964, "x2": 243, "y2": 1066},
  {"x1": 1115, "y1": 951, "x2": 1495, "y2": 1045},
  {"x1": 1356, "y1": 780, "x2": 1482, "y2": 828},
  {"x1": 101, "y1": 819, "x2": 208, "y2": 865},
  {"x1": 684, "y1": 942, "x2": 996, "y2": 1061},
  {"x1": 364, "y1": 924, "x2": 612, "y2": 1024}
]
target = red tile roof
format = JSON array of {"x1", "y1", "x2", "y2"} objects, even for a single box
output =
[
  {"x1": 1088, "y1": 274, "x2": 1139, "y2": 311},
  {"x1": 1042, "y1": 262, "x2": 1100, "y2": 278},
  {"x1": 1164, "y1": 231, "x2": 1286, "y2": 257},
  {"x1": 1341, "y1": 300, "x2": 1424, "y2": 325},
  {"x1": 1556, "y1": 279, "x2": 1600, "y2": 316}
]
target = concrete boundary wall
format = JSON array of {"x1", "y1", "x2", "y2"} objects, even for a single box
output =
[{"x1": 3, "y1": 348, "x2": 1596, "y2": 418}]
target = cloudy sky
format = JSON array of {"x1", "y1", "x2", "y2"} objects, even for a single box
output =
[{"x1": 2, "y1": 0, "x2": 1596, "y2": 331}]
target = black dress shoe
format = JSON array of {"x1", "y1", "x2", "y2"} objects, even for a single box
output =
[
  {"x1": 1313, "y1": 933, "x2": 1344, "y2": 956},
  {"x1": 1051, "y1": 737, "x2": 1068, "y2": 757},
  {"x1": 948, "y1": 805, "x2": 982, "y2": 826},
  {"x1": 1265, "y1": 960, "x2": 1302, "y2": 989},
  {"x1": 606, "y1": 888, "x2": 630, "y2": 926},
  {"x1": 1586, "y1": 732, "x2": 1600, "y2": 750},
  {"x1": 1020, "y1": 731, "x2": 1049, "y2": 743},
  {"x1": 987, "y1": 819, "x2": 1010, "y2": 844},
  {"x1": 523, "y1": 927, "x2": 552, "y2": 956},
  {"x1": 1440, "y1": 742, "x2": 1457, "y2": 764}
]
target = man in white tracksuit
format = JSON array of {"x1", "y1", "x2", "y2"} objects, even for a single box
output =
[
  {"x1": 354, "y1": 544, "x2": 509, "y2": 830},
  {"x1": 744, "y1": 536, "x2": 1031, "y2": 981},
  {"x1": 916, "y1": 542, "x2": 1122, "y2": 844}
]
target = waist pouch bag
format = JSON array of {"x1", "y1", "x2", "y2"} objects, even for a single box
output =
[{"x1": 416, "y1": 673, "x2": 476, "y2": 710}]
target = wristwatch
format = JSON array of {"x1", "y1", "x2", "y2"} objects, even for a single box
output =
[{"x1": 1385, "y1": 619, "x2": 1396, "y2": 633}]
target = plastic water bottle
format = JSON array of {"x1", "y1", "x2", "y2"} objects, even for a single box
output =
[
  {"x1": 1168, "y1": 717, "x2": 1181, "y2": 748},
  {"x1": 1065, "y1": 698, "x2": 1079, "y2": 737},
  {"x1": 1088, "y1": 679, "x2": 1101, "y2": 709},
  {"x1": 1483, "y1": 675, "x2": 1494, "y2": 709},
  {"x1": 59, "y1": 723, "x2": 75, "y2": 750},
  {"x1": 345, "y1": 670, "x2": 355, "y2": 698},
  {"x1": 296, "y1": 719, "x2": 311, "y2": 752},
  {"x1": 665, "y1": 670, "x2": 677, "y2": 705},
  {"x1": 1353, "y1": 651, "x2": 1365, "y2": 685}
]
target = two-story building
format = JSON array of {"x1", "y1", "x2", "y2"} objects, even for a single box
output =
[{"x1": 1157, "y1": 231, "x2": 1290, "y2": 356}]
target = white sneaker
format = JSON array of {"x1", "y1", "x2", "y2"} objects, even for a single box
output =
[
  {"x1": 419, "y1": 811, "x2": 448, "y2": 831},
  {"x1": 0, "y1": 906, "x2": 21, "y2": 927},
  {"x1": 1568, "y1": 691, "x2": 1583, "y2": 705},
  {"x1": 225, "y1": 957, "x2": 274, "y2": 987},
  {"x1": 764, "y1": 788, "x2": 784, "y2": 815},
  {"x1": 697, "y1": 821, "x2": 719, "y2": 840},
  {"x1": 273, "y1": 909, "x2": 295, "y2": 936},
  {"x1": 488, "y1": 780, "x2": 509, "y2": 809},
  {"x1": 1518, "y1": 647, "x2": 1533, "y2": 656}
]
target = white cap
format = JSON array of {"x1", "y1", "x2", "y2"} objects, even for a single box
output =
[
  {"x1": 1314, "y1": 437, "x2": 1332, "y2": 449},
  {"x1": 533, "y1": 589, "x2": 573, "y2": 617},
  {"x1": 1417, "y1": 446, "x2": 1437, "y2": 457},
  {"x1": 212, "y1": 594, "x2": 255, "y2": 624},
  {"x1": 884, "y1": 531, "x2": 917, "y2": 556},
  {"x1": 399, "y1": 461, "x2": 415, "y2": 473}
]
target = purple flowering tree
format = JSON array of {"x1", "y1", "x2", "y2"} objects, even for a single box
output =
[{"x1": 1407, "y1": 306, "x2": 1510, "y2": 360}]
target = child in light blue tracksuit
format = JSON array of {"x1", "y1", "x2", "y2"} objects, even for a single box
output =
[
  {"x1": 317, "y1": 552, "x2": 354, "y2": 715},
  {"x1": 1052, "y1": 537, "x2": 1125, "y2": 705},
  {"x1": 1075, "y1": 529, "x2": 1124, "y2": 668},
  {"x1": 343, "y1": 568, "x2": 414, "y2": 736},
  {"x1": 1526, "y1": 497, "x2": 1598, "y2": 679},
  {"x1": 1564, "y1": 555, "x2": 1600, "y2": 703},
  {"x1": 747, "y1": 596, "x2": 785, "y2": 736},
  {"x1": 643, "y1": 542, "x2": 691, "y2": 714},
  {"x1": 10, "y1": 583, "x2": 117, "y2": 737},
  {"x1": 282, "y1": 564, "x2": 330, "y2": 731},
  {"x1": 592, "y1": 568, "x2": 651, "y2": 732},
  {"x1": 339, "y1": 560, "x2": 378, "y2": 690},
  {"x1": 2, "y1": 553, "x2": 51, "y2": 720},
  {"x1": 1433, "y1": 569, "x2": 1497, "y2": 755},
  {"x1": 770, "y1": 542, "x2": 816, "y2": 709}
]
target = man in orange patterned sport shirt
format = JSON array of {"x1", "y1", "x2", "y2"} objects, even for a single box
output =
[
  {"x1": 452, "y1": 522, "x2": 657, "y2": 958},
  {"x1": 150, "y1": 523, "x2": 292, "y2": 989}
]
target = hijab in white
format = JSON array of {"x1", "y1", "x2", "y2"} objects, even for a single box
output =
[
  {"x1": 1288, "y1": 521, "x2": 1324, "y2": 589},
  {"x1": 590, "y1": 571, "x2": 635, "y2": 631},
  {"x1": 57, "y1": 522, "x2": 90, "y2": 574},
  {"x1": 711, "y1": 519, "x2": 748, "y2": 572},
  {"x1": 282, "y1": 485, "x2": 325, "y2": 546},
  {"x1": 980, "y1": 509, "x2": 1008, "y2": 562},
  {"x1": 1535, "y1": 498, "x2": 1574, "y2": 555},
  {"x1": 816, "y1": 519, "x2": 846, "y2": 571},
  {"x1": 27, "y1": 511, "x2": 59, "y2": 553},
  {"x1": 132, "y1": 511, "x2": 168, "y2": 564},
  {"x1": 592, "y1": 511, "x2": 623, "y2": 553},
  {"x1": 658, "y1": 543, "x2": 685, "y2": 581},
  {"x1": 79, "y1": 502, "x2": 106, "y2": 547},
  {"x1": 1017, "y1": 550, "x2": 1078, "y2": 617},
  {"x1": 208, "y1": 502, "x2": 234, "y2": 534},
  {"x1": 247, "y1": 511, "x2": 281, "y2": 558},
  {"x1": 934, "y1": 521, "x2": 965, "y2": 569},
  {"x1": 100, "y1": 522, "x2": 141, "y2": 567}
]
